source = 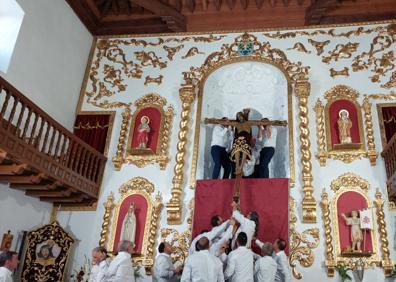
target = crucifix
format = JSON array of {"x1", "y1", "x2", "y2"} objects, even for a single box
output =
[{"x1": 205, "y1": 110, "x2": 287, "y2": 203}]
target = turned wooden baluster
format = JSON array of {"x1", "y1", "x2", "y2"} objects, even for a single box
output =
[
  {"x1": 28, "y1": 113, "x2": 39, "y2": 145},
  {"x1": 15, "y1": 102, "x2": 26, "y2": 135},
  {"x1": 21, "y1": 107, "x2": 32, "y2": 140}
]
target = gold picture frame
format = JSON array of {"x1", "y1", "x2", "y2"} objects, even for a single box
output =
[
  {"x1": 112, "y1": 93, "x2": 174, "y2": 170},
  {"x1": 99, "y1": 177, "x2": 163, "y2": 274}
]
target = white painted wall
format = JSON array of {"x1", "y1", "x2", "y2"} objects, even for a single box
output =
[
  {"x1": 1, "y1": 0, "x2": 92, "y2": 130},
  {"x1": 63, "y1": 22, "x2": 396, "y2": 281},
  {"x1": 0, "y1": 0, "x2": 92, "y2": 254}
]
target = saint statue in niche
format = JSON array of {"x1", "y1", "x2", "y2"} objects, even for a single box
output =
[
  {"x1": 337, "y1": 109, "x2": 352, "y2": 144},
  {"x1": 136, "y1": 116, "x2": 151, "y2": 149},
  {"x1": 341, "y1": 210, "x2": 363, "y2": 252},
  {"x1": 120, "y1": 203, "x2": 136, "y2": 249}
]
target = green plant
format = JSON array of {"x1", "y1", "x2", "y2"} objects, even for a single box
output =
[{"x1": 335, "y1": 265, "x2": 352, "y2": 282}]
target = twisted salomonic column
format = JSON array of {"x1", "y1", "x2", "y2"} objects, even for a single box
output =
[
  {"x1": 167, "y1": 85, "x2": 196, "y2": 224},
  {"x1": 112, "y1": 107, "x2": 131, "y2": 170},
  {"x1": 146, "y1": 193, "x2": 163, "y2": 274},
  {"x1": 374, "y1": 191, "x2": 393, "y2": 276},
  {"x1": 99, "y1": 192, "x2": 115, "y2": 248},
  {"x1": 314, "y1": 99, "x2": 327, "y2": 166},
  {"x1": 320, "y1": 191, "x2": 335, "y2": 277},
  {"x1": 362, "y1": 96, "x2": 378, "y2": 165},
  {"x1": 295, "y1": 79, "x2": 316, "y2": 223}
]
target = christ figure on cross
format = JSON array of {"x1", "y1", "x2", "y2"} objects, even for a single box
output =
[{"x1": 205, "y1": 109, "x2": 287, "y2": 203}]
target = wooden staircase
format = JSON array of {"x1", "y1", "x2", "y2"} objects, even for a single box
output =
[
  {"x1": 382, "y1": 132, "x2": 396, "y2": 203},
  {"x1": 0, "y1": 76, "x2": 106, "y2": 207}
]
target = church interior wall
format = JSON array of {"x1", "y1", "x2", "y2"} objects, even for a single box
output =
[
  {"x1": 0, "y1": 0, "x2": 93, "y2": 254},
  {"x1": 40, "y1": 20, "x2": 396, "y2": 281}
]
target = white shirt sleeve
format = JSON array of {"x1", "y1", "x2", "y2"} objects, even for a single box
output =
[
  {"x1": 180, "y1": 257, "x2": 192, "y2": 282},
  {"x1": 155, "y1": 255, "x2": 174, "y2": 279},
  {"x1": 224, "y1": 252, "x2": 236, "y2": 280},
  {"x1": 255, "y1": 239, "x2": 264, "y2": 249}
]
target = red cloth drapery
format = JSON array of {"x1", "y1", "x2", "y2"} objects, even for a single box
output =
[
  {"x1": 382, "y1": 106, "x2": 396, "y2": 143},
  {"x1": 193, "y1": 178, "x2": 289, "y2": 254},
  {"x1": 73, "y1": 114, "x2": 110, "y2": 154}
]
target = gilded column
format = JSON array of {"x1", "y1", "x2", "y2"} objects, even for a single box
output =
[
  {"x1": 320, "y1": 191, "x2": 335, "y2": 277},
  {"x1": 295, "y1": 79, "x2": 316, "y2": 223},
  {"x1": 99, "y1": 192, "x2": 114, "y2": 248},
  {"x1": 374, "y1": 191, "x2": 393, "y2": 276},
  {"x1": 145, "y1": 193, "x2": 163, "y2": 274},
  {"x1": 112, "y1": 107, "x2": 131, "y2": 170},
  {"x1": 362, "y1": 96, "x2": 378, "y2": 166},
  {"x1": 314, "y1": 99, "x2": 327, "y2": 166},
  {"x1": 167, "y1": 85, "x2": 196, "y2": 224}
]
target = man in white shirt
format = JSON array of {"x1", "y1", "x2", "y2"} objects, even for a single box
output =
[
  {"x1": 153, "y1": 242, "x2": 182, "y2": 282},
  {"x1": 256, "y1": 118, "x2": 277, "y2": 178},
  {"x1": 181, "y1": 237, "x2": 224, "y2": 282},
  {"x1": 224, "y1": 232, "x2": 254, "y2": 282},
  {"x1": 0, "y1": 251, "x2": 18, "y2": 282},
  {"x1": 189, "y1": 216, "x2": 229, "y2": 255},
  {"x1": 89, "y1": 246, "x2": 109, "y2": 282},
  {"x1": 210, "y1": 121, "x2": 232, "y2": 179},
  {"x1": 105, "y1": 240, "x2": 135, "y2": 282},
  {"x1": 273, "y1": 238, "x2": 291, "y2": 282},
  {"x1": 254, "y1": 242, "x2": 277, "y2": 282},
  {"x1": 231, "y1": 202, "x2": 258, "y2": 249}
]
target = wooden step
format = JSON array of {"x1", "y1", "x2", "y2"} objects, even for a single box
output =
[
  {"x1": 40, "y1": 194, "x2": 86, "y2": 203},
  {"x1": 0, "y1": 163, "x2": 29, "y2": 175},
  {"x1": 10, "y1": 181, "x2": 62, "y2": 190},
  {"x1": 0, "y1": 173, "x2": 46, "y2": 184},
  {"x1": 26, "y1": 188, "x2": 72, "y2": 197}
]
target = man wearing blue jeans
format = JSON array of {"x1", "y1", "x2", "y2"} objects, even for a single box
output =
[{"x1": 211, "y1": 122, "x2": 232, "y2": 179}]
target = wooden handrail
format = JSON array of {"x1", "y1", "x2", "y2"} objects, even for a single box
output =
[
  {"x1": 381, "y1": 132, "x2": 396, "y2": 181},
  {"x1": 0, "y1": 76, "x2": 106, "y2": 198}
]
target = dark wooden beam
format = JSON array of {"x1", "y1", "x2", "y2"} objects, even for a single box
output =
[
  {"x1": 0, "y1": 173, "x2": 46, "y2": 184},
  {"x1": 26, "y1": 188, "x2": 72, "y2": 198},
  {"x1": 130, "y1": 0, "x2": 186, "y2": 31},
  {"x1": 319, "y1": 12, "x2": 396, "y2": 24},
  {"x1": 305, "y1": 0, "x2": 340, "y2": 25},
  {"x1": 0, "y1": 163, "x2": 29, "y2": 175}
]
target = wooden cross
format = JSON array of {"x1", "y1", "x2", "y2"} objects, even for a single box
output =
[{"x1": 205, "y1": 117, "x2": 287, "y2": 203}]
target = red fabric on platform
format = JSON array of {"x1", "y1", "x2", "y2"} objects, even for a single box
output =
[
  {"x1": 112, "y1": 194, "x2": 148, "y2": 254},
  {"x1": 193, "y1": 178, "x2": 289, "y2": 254},
  {"x1": 329, "y1": 100, "x2": 361, "y2": 145},
  {"x1": 337, "y1": 191, "x2": 373, "y2": 253}
]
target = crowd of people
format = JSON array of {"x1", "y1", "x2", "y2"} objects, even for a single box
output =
[
  {"x1": 210, "y1": 112, "x2": 277, "y2": 179},
  {"x1": 0, "y1": 202, "x2": 290, "y2": 282}
]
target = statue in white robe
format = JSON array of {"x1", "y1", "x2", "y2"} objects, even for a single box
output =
[{"x1": 120, "y1": 203, "x2": 136, "y2": 249}]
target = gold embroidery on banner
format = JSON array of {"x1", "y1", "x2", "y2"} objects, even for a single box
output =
[{"x1": 182, "y1": 47, "x2": 205, "y2": 59}]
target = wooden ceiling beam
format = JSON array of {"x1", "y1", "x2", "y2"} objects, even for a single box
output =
[
  {"x1": 319, "y1": 11, "x2": 396, "y2": 24},
  {"x1": 305, "y1": 0, "x2": 340, "y2": 25},
  {"x1": 130, "y1": 0, "x2": 186, "y2": 31}
]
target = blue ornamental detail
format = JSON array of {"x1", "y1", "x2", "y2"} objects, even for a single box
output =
[{"x1": 237, "y1": 42, "x2": 254, "y2": 56}]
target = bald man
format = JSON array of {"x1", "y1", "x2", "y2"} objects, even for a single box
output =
[{"x1": 181, "y1": 237, "x2": 224, "y2": 282}]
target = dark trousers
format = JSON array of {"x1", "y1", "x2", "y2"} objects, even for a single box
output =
[
  {"x1": 211, "y1": 145, "x2": 231, "y2": 179},
  {"x1": 257, "y1": 147, "x2": 275, "y2": 178}
]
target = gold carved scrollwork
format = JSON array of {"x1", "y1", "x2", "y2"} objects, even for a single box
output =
[
  {"x1": 167, "y1": 85, "x2": 196, "y2": 224},
  {"x1": 318, "y1": 85, "x2": 373, "y2": 165},
  {"x1": 330, "y1": 67, "x2": 349, "y2": 78},
  {"x1": 308, "y1": 39, "x2": 330, "y2": 55},
  {"x1": 374, "y1": 191, "x2": 394, "y2": 276},
  {"x1": 321, "y1": 191, "x2": 336, "y2": 277},
  {"x1": 322, "y1": 43, "x2": 359, "y2": 64},
  {"x1": 113, "y1": 93, "x2": 174, "y2": 170},
  {"x1": 287, "y1": 43, "x2": 311, "y2": 54},
  {"x1": 289, "y1": 197, "x2": 320, "y2": 279},
  {"x1": 101, "y1": 177, "x2": 163, "y2": 274},
  {"x1": 163, "y1": 45, "x2": 184, "y2": 60},
  {"x1": 134, "y1": 51, "x2": 167, "y2": 69},
  {"x1": 330, "y1": 172, "x2": 370, "y2": 193},
  {"x1": 182, "y1": 47, "x2": 205, "y2": 59},
  {"x1": 144, "y1": 75, "x2": 163, "y2": 86},
  {"x1": 160, "y1": 228, "x2": 191, "y2": 265}
]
